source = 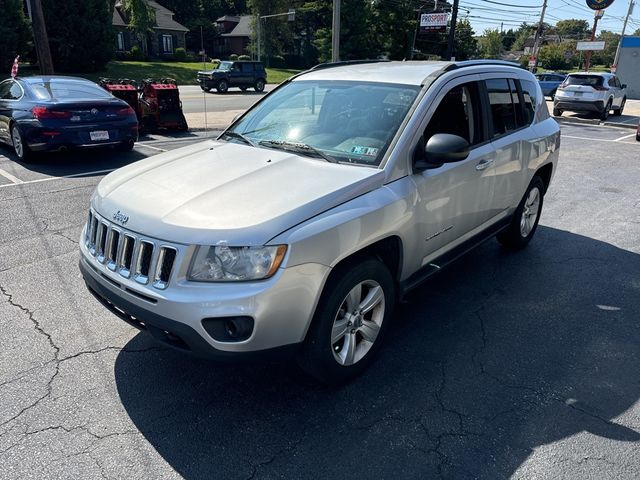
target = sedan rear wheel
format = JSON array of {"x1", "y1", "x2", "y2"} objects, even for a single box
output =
[{"x1": 11, "y1": 124, "x2": 32, "y2": 162}]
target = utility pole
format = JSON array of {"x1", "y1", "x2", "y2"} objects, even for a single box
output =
[
  {"x1": 331, "y1": 0, "x2": 341, "y2": 62},
  {"x1": 584, "y1": 9, "x2": 604, "y2": 72},
  {"x1": 530, "y1": 0, "x2": 548, "y2": 72},
  {"x1": 29, "y1": 0, "x2": 54, "y2": 74},
  {"x1": 612, "y1": 0, "x2": 634, "y2": 72},
  {"x1": 446, "y1": 0, "x2": 460, "y2": 61},
  {"x1": 257, "y1": 14, "x2": 261, "y2": 61}
]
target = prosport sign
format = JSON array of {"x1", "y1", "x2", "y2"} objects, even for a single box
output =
[
  {"x1": 585, "y1": 0, "x2": 615, "y2": 10},
  {"x1": 420, "y1": 13, "x2": 449, "y2": 33}
]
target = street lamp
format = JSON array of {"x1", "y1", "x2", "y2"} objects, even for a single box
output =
[{"x1": 256, "y1": 9, "x2": 295, "y2": 62}]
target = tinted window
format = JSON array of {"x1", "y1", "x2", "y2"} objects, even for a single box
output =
[
  {"x1": 241, "y1": 63, "x2": 254, "y2": 73},
  {"x1": 424, "y1": 82, "x2": 483, "y2": 146},
  {"x1": 8, "y1": 82, "x2": 22, "y2": 100},
  {"x1": 0, "y1": 81, "x2": 21, "y2": 100},
  {"x1": 29, "y1": 80, "x2": 112, "y2": 100},
  {"x1": 486, "y1": 78, "x2": 518, "y2": 137},
  {"x1": 565, "y1": 75, "x2": 603, "y2": 87},
  {"x1": 520, "y1": 79, "x2": 538, "y2": 125},
  {"x1": 0, "y1": 81, "x2": 11, "y2": 99}
]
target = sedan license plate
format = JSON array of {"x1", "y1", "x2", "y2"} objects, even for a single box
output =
[{"x1": 90, "y1": 131, "x2": 109, "y2": 141}]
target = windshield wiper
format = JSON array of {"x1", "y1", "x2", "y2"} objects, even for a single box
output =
[
  {"x1": 221, "y1": 131, "x2": 257, "y2": 147},
  {"x1": 258, "y1": 140, "x2": 337, "y2": 163}
]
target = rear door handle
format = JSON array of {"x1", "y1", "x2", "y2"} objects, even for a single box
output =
[{"x1": 475, "y1": 158, "x2": 495, "y2": 171}]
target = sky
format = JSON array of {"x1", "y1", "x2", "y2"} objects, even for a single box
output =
[{"x1": 460, "y1": 0, "x2": 639, "y2": 36}]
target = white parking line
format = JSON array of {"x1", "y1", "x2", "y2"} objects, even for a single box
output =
[
  {"x1": 134, "y1": 143, "x2": 167, "y2": 152},
  {"x1": 0, "y1": 168, "x2": 23, "y2": 184},
  {"x1": 613, "y1": 133, "x2": 637, "y2": 142},
  {"x1": 0, "y1": 168, "x2": 116, "y2": 189},
  {"x1": 562, "y1": 134, "x2": 637, "y2": 143}
]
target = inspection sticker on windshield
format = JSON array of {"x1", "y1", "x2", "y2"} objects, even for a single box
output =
[{"x1": 351, "y1": 146, "x2": 379, "y2": 156}]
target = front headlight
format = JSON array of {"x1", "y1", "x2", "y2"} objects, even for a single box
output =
[{"x1": 188, "y1": 244, "x2": 287, "y2": 282}]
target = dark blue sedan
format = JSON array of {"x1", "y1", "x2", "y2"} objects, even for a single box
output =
[
  {"x1": 0, "y1": 76, "x2": 138, "y2": 162},
  {"x1": 535, "y1": 73, "x2": 566, "y2": 99}
]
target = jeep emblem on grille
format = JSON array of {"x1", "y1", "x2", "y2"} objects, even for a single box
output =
[
  {"x1": 91, "y1": 108, "x2": 99, "y2": 115},
  {"x1": 113, "y1": 210, "x2": 129, "y2": 225}
]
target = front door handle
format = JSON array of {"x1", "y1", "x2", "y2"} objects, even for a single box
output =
[{"x1": 475, "y1": 158, "x2": 495, "y2": 171}]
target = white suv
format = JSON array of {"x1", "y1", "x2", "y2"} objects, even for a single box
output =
[
  {"x1": 80, "y1": 60, "x2": 560, "y2": 383},
  {"x1": 553, "y1": 72, "x2": 627, "y2": 120}
]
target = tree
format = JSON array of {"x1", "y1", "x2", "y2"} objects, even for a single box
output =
[
  {"x1": 454, "y1": 19, "x2": 477, "y2": 60},
  {"x1": 633, "y1": 28, "x2": 640, "y2": 36},
  {"x1": 121, "y1": 0, "x2": 156, "y2": 56},
  {"x1": 591, "y1": 30, "x2": 620, "y2": 67},
  {"x1": 479, "y1": 29, "x2": 503, "y2": 58},
  {"x1": 512, "y1": 23, "x2": 535, "y2": 51},
  {"x1": 372, "y1": 0, "x2": 416, "y2": 60},
  {"x1": 556, "y1": 19, "x2": 590, "y2": 40},
  {"x1": 42, "y1": 0, "x2": 113, "y2": 72},
  {"x1": 539, "y1": 41, "x2": 575, "y2": 70},
  {"x1": 0, "y1": 0, "x2": 31, "y2": 72}
]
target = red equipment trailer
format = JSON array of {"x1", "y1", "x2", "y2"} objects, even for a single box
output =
[
  {"x1": 138, "y1": 78, "x2": 188, "y2": 132},
  {"x1": 98, "y1": 78, "x2": 140, "y2": 120}
]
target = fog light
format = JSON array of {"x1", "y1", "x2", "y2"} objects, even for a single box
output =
[{"x1": 202, "y1": 316, "x2": 254, "y2": 342}]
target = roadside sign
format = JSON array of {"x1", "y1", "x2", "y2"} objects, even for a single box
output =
[
  {"x1": 420, "y1": 12, "x2": 449, "y2": 33},
  {"x1": 199, "y1": 50, "x2": 205, "y2": 55},
  {"x1": 528, "y1": 56, "x2": 537, "y2": 67},
  {"x1": 586, "y1": 0, "x2": 615, "y2": 10},
  {"x1": 576, "y1": 41, "x2": 606, "y2": 51}
]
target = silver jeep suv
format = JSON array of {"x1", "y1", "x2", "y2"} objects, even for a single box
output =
[{"x1": 80, "y1": 60, "x2": 560, "y2": 383}]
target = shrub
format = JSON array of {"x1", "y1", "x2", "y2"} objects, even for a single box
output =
[
  {"x1": 174, "y1": 48, "x2": 189, "y2": 62},
  {"x1": 238, "y1": 54, "x2": 251, "y2": 61},
  {"x1": 229, "y1": 54, "x2": 239, "y2": 61},
  {"x1": 266, "y1": 55, "x2": 286, "y2": 68},
  {"x1": 130, "y1": 45, "x2": 146, "y2": 61}
]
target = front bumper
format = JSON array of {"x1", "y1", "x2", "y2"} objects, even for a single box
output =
[
  {"x1": 79, "y1": 234, "x2": 330, "y2": 359},
  {"x1": 554, "y1": 98, "x2": 605, "y2": 113}
]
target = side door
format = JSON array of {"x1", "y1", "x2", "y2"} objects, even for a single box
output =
[
  {"x1": 483, "y1": 75, "x2": 536, "y2": 215},
  {"x1": 0, "y1": 80, "x2": 17, "y2": 143},
  {"x1": 411, "y1": 76, "x2": 497, "y2": 261}
]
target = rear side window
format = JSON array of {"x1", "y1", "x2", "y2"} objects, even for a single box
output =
[
  {"x1": 30, "y1": 81, "x2": 112, "y2": 100},
  {"x1": 520, "y1": 79, "x2": 538, "y2": 125},
  {"x1": 485, "y1": 78, "x2": 520, "y2": 138},
  {"x1": 241, "y1": 63, "x2": 254, "y2": 73},
  {"x1": 565, "y1": 75, "x2": 603, "y2": 88}
]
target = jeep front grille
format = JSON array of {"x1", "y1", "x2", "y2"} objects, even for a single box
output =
[{"x1": 84, "y1": 210, "x2": 178, "y2": 290}]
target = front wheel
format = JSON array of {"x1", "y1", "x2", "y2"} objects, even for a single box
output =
[
  {"x1": 216, "y1": 79, "x2": 228, "y2": 93},
  {"x1": 200, "y1": 86, "x2": 211, "y2": 93},
  {"x1": 11, "y1": 124, "x2": 33, "y2": 162},
  {"x1": 550, "y1": 89, "x2": 557, "y2": 100},
  {"x1": 298, "y1": 258, "x2": 395, "y2": 384},
  {"x1": 613, "y1": 97, "x2": 626, "y2": 116},
  {"x1": 600, "y1": 100, "x2": 612, "y2": 121},
  {"x1": 553, "y1": 107, "x2": 562, "y2": 117},
  {"x1": 497, "y1": 176, "x2": 545, "y2": 250}
]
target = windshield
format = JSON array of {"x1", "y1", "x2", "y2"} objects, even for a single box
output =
[
  {"x1": 217, "y1": 61, "x2": 233, "y2": 71},
  {"x1": 565, "y1": 75, "x2": 604, "y2": 87},
  {"x1": 226, "y1": 80, "x2": 420, "y2": 166}
]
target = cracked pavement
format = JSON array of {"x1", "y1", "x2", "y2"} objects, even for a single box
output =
[{"x1": 1, "y1": 124, "x2": 639, "y2": 479}]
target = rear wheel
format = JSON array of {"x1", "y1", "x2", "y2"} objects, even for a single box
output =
[
  {"x1": 613, "y1": 97, "x2": 626, "y2": 116},
  {"x1": 116, "y1": 139, "x2": 135, "y2": 152},
  {"x1": 636, "y1": 133, "x2": 640, "y2": 142},
  {"x1": 600, "y1": 99, "x2": 612, "y2": 121},
  {"x1": 216, "y1": 79, "x2": 228, "y2": 93},
  {"x1": 497, "y1": 176, "x2": 545, "y2": 250},
  {"x1": 298, "y1": 258, "x2": 395, "y2": 385},
  {"x1": 11, "y1": 124, "x2": 33, "y2": 162},
  {"x1": 254, "y1": 79, "x2": 265, "y2": 93},
  {"x1": 553, "y1": 107, "x2": 562, "y2": 116}
]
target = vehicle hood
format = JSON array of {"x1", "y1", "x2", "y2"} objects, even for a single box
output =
[{"x1": 93, "y1": 140, "x2": 385, "y2": 245}]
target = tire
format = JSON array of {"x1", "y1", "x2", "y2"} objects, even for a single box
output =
[
  {"x1": 216, "y1": 79, "x2": 228, "y2": 93},
  {"x1": 550, "y1": 89, "x2": 556, "y2": 100},
  {"x1": 553, "y1": 108, "x2": 562, "y2": 117},
  {"x1": 116, "y1": 139, "x2": 135, "y2": 152},
  {"x1": 600, "y1": 100, "x2": 612, "y2": 121},
  {"x1": 254, "y1": 79, "x2": 265, "y2": 93},
  {"x1": 497, "y1": 176, "x2": 545, "y2": 250},
  {"x1": 200, "y1": 86, "x2": 211, "y2": 93},
  {"x1": 239, "y1": 87, "x2": 247, "y2": 92},
  {"x1": 613, "y1": 97, "x2": 626, "y2": 116},
  {"x1": 297, "y1": 258, "x2": 396, "y2": 385},
  {"x1": 636, "y1": 134, "x2": 640, "y2": 142},
  {"x1": 11, "y1": 124, "x2": 33, "y2": 162}
]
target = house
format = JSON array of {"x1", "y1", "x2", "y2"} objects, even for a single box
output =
[
  {"x1": 113, "y1": 1, "x2": 189, "y2": 58},
  {"x1": 523, "y1": 35, "x2": 562, "y2": 55},
  {"x1": 213, "y1": 15, "x2": 253, "y2": 58}
]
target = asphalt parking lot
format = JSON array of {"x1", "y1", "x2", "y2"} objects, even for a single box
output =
[{"x1": 0, "y1": 123, "x2": 639, "y2": 479}]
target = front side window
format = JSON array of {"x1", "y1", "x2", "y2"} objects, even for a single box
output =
[
  {"x1": 424, "y1": 82, "x2": 483, "y2": 146},
  {"x1": 0, "y1": 81, "x2": 11, "y2": 99},
  {"x1": 227, "y1": 80, "x2": 420, "y2": 166}
]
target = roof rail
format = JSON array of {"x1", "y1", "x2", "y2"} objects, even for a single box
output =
[
  {"x1": 310, "y1": 59, "x2": 391, "y2": 71},
  {"x1": 447, "y1": 60, "x2": 522, "y2": 70}
]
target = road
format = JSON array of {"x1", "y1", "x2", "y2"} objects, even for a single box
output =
[
  {"x1": 179, "y1": 85, "x2": 273, "y2": 114},
  {"x1": 0, "y1": 124, "x2": 639, "y2": 479}
]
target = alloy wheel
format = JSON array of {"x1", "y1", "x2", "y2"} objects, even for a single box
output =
[
  {"x1": 12, "y1": 126, "x2": 23, "y2": 158},
  {"x1": 520, "y1": 186, "x2": 541, "y2": 237}
]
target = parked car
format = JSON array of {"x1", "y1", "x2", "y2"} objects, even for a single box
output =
[
  {"x1": 553, "y1": 72, "x2": 627, "y2": 121},
  {"x1": 637, "y1": 118, "x2": 640, "y2": 141},
  {"x1": 197, "y1": 60, "x2": 267, "y2": 93},
  {"x1": 0, "y1": 76, "x2": 138, "y2": 162},
  {"x1": 80, "y1": 60, "x2": 560, "y2": 384},
  {"x1": 535, "y1": 72, "x2": 566, "y2": 99}
]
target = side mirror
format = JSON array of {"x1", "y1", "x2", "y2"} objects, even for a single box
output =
[
  {"x1": 414, "y1": 133, "x2": 470, "y2": 171},
  {"x1": 622, "y1": 84, "x2": 627, "y2": 89}
]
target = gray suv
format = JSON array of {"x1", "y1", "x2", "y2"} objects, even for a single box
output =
[
  {"x1": 197, "y1": 60, "x2": 267, "y2": 93},
  {"x1": 80, "y1": 60, "x2": 560, "y2": 384}
]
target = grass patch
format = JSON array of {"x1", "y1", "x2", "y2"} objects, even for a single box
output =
[{"x1": 47, "y1": 61, "x2": 300, "y2": 86}]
